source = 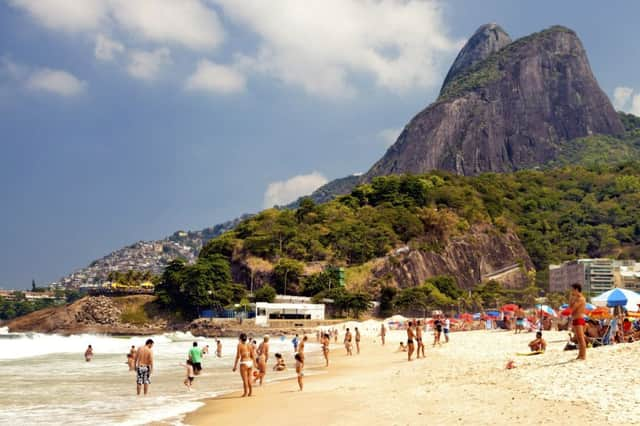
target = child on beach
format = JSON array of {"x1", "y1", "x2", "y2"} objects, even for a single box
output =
[
  {"x1": 294, "y1": 353, "x2": 304, "y2": 391},
  {"x1": 216, "y1": 339, "x2": 222, "y2": 357},
  {"x1": 273, "y1": 353, "x2": 286, "y2": 371},
  {"x1": 182, "y1": 359, "x2": 195, "y2": 391}
]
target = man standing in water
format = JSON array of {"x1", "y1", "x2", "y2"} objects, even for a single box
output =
[
  {"x1": 135, "y1": 339, "x2": 154, "y2": 395},
  {"x1": 569, "y1": 283, "x2": 587, "y2": 360},
  {"x1": 188, "y1": 342, "x2": 203, "y2": 375},
  {"x1": 84, "y1": 345, "x2": 93, "y2": 362}
]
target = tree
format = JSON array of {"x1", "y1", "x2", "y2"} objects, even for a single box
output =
[
  {"x1": 254, "y1": 285, "x2": 276, "y2": 303},
  {"x1": 426, "y1": 275, "x2": 462, "y2": 300},
  {"x1": 302, "y1": 271, "x2": 332, "y2": 296},
  {"x1": 394, "y1": 287, "x2": 430, "y2": 316},
  {"x1": 346, "y1": 291, "x2": 372, "y2": 318},
  {"x1": 378, "y1": 286, "x2": 397, "y2": 317},
  {"x1": 272, "y1": 258, "x2": 304, "y2": 295}
]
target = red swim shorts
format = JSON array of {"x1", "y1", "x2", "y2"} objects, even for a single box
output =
[{"x1": 572, "y1": 318, "x2": 586, "y2": 326}]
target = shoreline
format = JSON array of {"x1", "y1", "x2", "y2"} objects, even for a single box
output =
[{"x1": 183, "y1": 329, "x2": 623, "y2": 426}]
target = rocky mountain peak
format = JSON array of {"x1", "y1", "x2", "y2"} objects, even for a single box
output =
[
  {"x1": 365, "y1": 25, "x2": 624, "y2": 178},
  {"x1": 440, "y1": 23, "x2": 512, "y2": 93}
]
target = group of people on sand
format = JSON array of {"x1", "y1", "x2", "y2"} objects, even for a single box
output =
[
  {"x1": 403, "y1": 317, "x2": 451, "y2": 361},
  {"x1": 343, "y1": 327, "x2": 362, "y2": 355}
]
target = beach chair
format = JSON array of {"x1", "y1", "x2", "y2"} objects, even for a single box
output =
[{"x1": 593, "y1": 319, "x2": 617, "y2": 346}]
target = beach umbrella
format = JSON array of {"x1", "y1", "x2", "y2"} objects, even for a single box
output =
[
  {"x1": 588, "y1": 307, "x2": 612, "y2": 319},
  {"x1": 472, "y1": 313, "x2": 481, "y2": 320},
  {"x1": 501, "y1": 304, "x2": 518, "y2": 312},
  {"x1": 585, "y1": 303, "x2": 596, "y2": 311},
  {"x1": 592, "y1": 288, "x2": 640, "y2": 312},
  {"x1": 560, "y1": 303, "x2": 569, "y2": 310},
  {"x1": 486, "y1": 310, "x2": 501, "y2": 318},
  {"x1": 560, "y1": 304, "x2": 595, "y2": 316},
  {"x1": 459, "y1": 313, "x2": 474, "y2": 322},
  {"x1": 534, "y1": 304, "x2": 557, "y2": 317}
]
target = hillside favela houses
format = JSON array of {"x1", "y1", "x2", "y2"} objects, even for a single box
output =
[{"x1": 549, "y1": 259, "x2": 640, "y2": 294}]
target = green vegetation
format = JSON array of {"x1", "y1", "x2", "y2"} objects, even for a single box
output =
[
  {"x1": 154, "y1": 256, "x2": 246, "y2": 320},
  {"x1": 201, "y1": 161, "x2": 640, "y2": 298},
  {"x1": 548, "y1": 135, "x2": 640, "y2": 168},
  {"x1": 0, "y1": 292, "x2": 57, "y2": 320},
  {"x1": 254, "y1": 285, "x2": 276, "y2": 303},
  {"x1": 107, "y1": 270, "x2": 159, "y2": 286}
]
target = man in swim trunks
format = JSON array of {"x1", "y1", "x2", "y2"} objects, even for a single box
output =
[
  {"x1": 258, "y1": 335, "x2": 270, "y2": 365},
  {"x1": 355, "y1": 327, "x2": 361, "y2": 354},
  {"x1": 380, "y1": 323, "x2": 386, "y2": 346},
  {"x1": 569, "y1": 283, "x2": 587, "y2": 360},
  {"x1": 188, "y1": 342, "x2": 203, "y2": 375},
  {"x1": 84, "y1": 345, "x2": 93, "y2": 362},
  {"x1": 515, "y1": 305, "x2": 525, "y2": 334},
  {"x1": 406, "y1": 321, "x2": 415, "y2": 361},
  {"x1": 415, "y1": 320, "x2": 424, "y2": 358},
  {"x1": 528, "y1": 331, "x2": 547, "y2": 352},
  {"x1": 135, "y1": 339, "x2": 154, "y2": 395},
  {"x1": 344, "y1": 328, "x2": 353, "y2": 355}
]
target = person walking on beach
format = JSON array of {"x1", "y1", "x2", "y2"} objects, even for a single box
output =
[
  {"x1": 232, "y1": 333, "x2": 257, "y2": 397},
  {"x1": 202, "y1": 345, "x2": 209, "y2": 357},
  {"x1": 135, "y1": 339, "x2": 154, "y2": 396},
  {"x1": 258, "y1": 335, "x2": 270, "y2": 365},
  {"x1": 569, "y1": 283, "x2": 587, "y2": 360},
  {"x1": 344, "y1": 328, "x2": 353, "y2": 355},
  {"x1": 416, "y1": 320, "x2": 425, "y2": 358},
  {"x1": 188, "y1": 342, "x2": 203, "y2": 375},
  {"x1": 216, "y1": 339, "x2": 222, "y2": 357},
  {"x1": 127, "y1": 345, "x2": 136, "y2": 370},
  {"x1": 254, "y1": 349, "x2": 267, "y2": 386},
  {"x1": 333, "y1": 328, "x2": 338, "y2": 343},
  {"x1": 444, "y1": 317, "x2": 450, "y2": 343},
  {"x1": 294, "y1": 352, "x2": 304, "y2": 391},
  {"x1": 298, "y1": 335, "x2": 308, "y2": 362},
  {"x1": 380, "y1": 323, "x2": 386, "y2": 346},
  {"x1": 406, "y1": 321, "x2": 415, "y2": 361},
  {"x1": 433, "y1": 317, "x2": 442, "y2": 346},
  {"x1": 321, "y1": 332, "x2": 330, "y2": 367},
  {"x1": 84, "y1": 345, "x2": 93, "y2": 362},
  {"x1": 355, "y1": 327, "x2": 361, "y2": 354},
  {"x1": 292, "y1": 334, "x2": 299, "y2": 352}
]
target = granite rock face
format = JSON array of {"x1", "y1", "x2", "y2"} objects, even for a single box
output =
[
  {"x1": 440, "y1": 23, "x2": 512, "y2": 93},
  {"x1": 365, "y1": 25, "x2": 624, "y2": 178}
]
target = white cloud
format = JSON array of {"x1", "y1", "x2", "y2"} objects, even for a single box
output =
[
  {"x1": 264, "y1": 172, "x2": 328, "y2": 207},
  {"x1": 632, "y1": 94, "x2": 640, "y2": 116},
  {"x1": 94, "y1": 34, "x2": 125, "y2": 61},
  {"x1": 215, "y1": 0, "x2": 459, "y2": 98},
  {"x1": 25, "y1": 68, "x2": 87, "y2": 96},
  {"x1": 613, "y1": 86, "x2": 634, "y2": 111},
  {"x1": 185, "y1": 60, "x2": 246, "y2": 94},
  {"x1": 108, "y1": 0, "x2": 224, "y2": 50},
  {"x1": 10, "y1": 0, "x2": 224, "y2": 50},
  {"x1": 9, "y1": 0, "x2": 107, "y2": 32},
  {"x1": 377, "y1": 127, "x2": 402, "y2": 147},
  {"x1": 127, "y1": 48, "x2": 172, "y2": 81}
]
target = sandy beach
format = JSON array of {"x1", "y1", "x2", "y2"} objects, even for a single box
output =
[{"x1": 184, "y1": 327, "x2": 640, "y2": 426}]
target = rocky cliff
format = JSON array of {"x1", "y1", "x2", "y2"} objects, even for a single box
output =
[
  {"x1": 372, "y1": 224, "x2": 533, "y2": 291},
  {"x1": 365, "y1": 25, "x2": 624, "y2": 178}
]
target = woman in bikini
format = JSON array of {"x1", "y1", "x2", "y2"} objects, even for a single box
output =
[
  {"x1": 321, "y1": 333, "x2": 330, "y2": 367},
  {"x1": 232, "y1": 333, "x2": 257, "y2": 397}
]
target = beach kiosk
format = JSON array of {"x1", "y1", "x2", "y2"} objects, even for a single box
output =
[{"x1": 255, "y1": 302, "x2": 325, "y2": 326}]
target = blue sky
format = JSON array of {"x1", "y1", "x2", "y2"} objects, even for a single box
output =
[{"x1": 1, "y1": 0, "x2": 639, "y2": 289}]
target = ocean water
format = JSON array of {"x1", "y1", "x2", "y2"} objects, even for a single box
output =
[{"x1": 0, "y1": 327, "x2": 322, "y2": 425}]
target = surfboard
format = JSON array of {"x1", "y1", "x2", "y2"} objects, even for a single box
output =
[{"x1": 516, "y1": 351, "x2": 544, "y2": 356}]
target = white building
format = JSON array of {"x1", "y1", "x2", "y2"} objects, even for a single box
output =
[{"x1": 255, "y1": 302, "x2": 325, "y2": 326}]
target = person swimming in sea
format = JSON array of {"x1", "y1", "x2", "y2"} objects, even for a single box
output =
[{"x1": 84, "y1": 345, "x2": 93, "y2": 362}]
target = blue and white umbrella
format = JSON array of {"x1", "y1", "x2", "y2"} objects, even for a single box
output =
[
  {"x1": 592, "y1": 288, "x2": 640, "y2": 312},
  {"x1": 534, "y1": 304, "x2": 557, "y2": 317}
]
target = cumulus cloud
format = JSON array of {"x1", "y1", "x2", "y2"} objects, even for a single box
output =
[
  {"x1": 26, "y1": 68, "x2": 87, "y2": 96},
  {"x1": 9, "y1": 0, "x2": 107, "y2": 32},
  {"x1": 377, "y1": 127, "x2": 402, "y2": 147},
  {"x1": 185, "y1": 60, "x2": 246, "y2": 94},
  {"x1": 215, "y1": 0, "x2": 459, "y2": 98},
  {"x1": 613, "y1": 86, "x2": 634, "y2": 111},
  {"x1": 264, "y1": 172, "x2": 328, "y2": 207},
  {"x1": 127, "y1": 48, "x2": 172, "y2": 80},
  {"x1": 94, "y1": 34, "x2": 125, "y2": 61},
  {"x1": 109, "y1": 0, "x2": 224, "y2": 50},
  {"x1": 10, "y1": 0, "x2": 224, "y2": 50}
]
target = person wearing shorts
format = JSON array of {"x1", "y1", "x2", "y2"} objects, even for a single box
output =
[
  {"x1": 188, "y1": 342, "x2": 203, "y2": 375},
  {"x1": 135, "y1": 339, "x2": 154, "y2": 395}
]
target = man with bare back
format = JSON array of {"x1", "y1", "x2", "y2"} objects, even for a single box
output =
[
  {"x1": 406, "y1": 321, "x2": 415, "y2": 361},
  {"x1": 569, "y1": 283, "x2": 587, "y2": 360},
  {"x1": 134, "y1": 339, "x2": 154, "y2": 396},
  {"x1": 415, "y1": 320, "x2": 425, "y2": 358}
]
